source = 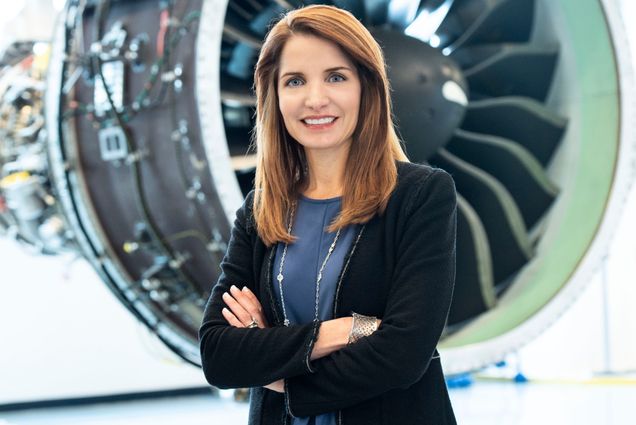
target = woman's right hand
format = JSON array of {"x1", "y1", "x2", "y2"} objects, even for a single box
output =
[{"x1": 264, "y1": 379, "x2": 285, "y2": 393}]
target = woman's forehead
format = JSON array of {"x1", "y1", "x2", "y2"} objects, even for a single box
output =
[{"x1": 278, "y1": 34, "x2": 355, "y2": 72}]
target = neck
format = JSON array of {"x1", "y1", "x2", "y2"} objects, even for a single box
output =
[{"x1": 302, "y1": 146, "x2": 348, "y2": 199}]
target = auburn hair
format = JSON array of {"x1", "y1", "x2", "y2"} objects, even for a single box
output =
[{"x1": 252, "y1": 4, "x2": 409, "y2": 246}]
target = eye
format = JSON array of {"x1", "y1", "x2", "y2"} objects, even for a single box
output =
[
  {"x1": 285, "y1": 77, "x2": 303, "y2": 87},
  {"x1": 328, "y1": 73, "x2": 346, "y2": 83}
]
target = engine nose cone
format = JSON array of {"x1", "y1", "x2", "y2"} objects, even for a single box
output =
[{"x1": 372, "y1": 28, "x2": 468, "y2": 161}]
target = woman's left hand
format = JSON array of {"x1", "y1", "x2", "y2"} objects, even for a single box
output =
[
  {"x1": 221, "y1": 285, "x2": 270, "y2": 329},
  {"x1": 222, "y1": 285, "x2": 282, "y2": 392}
]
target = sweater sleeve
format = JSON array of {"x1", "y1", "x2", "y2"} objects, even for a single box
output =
[
  {"x1": 284, "y1": 169, "x2": 457, "y2": 417},
  {"x1": 199, "y1": 190, "x2": 322, "y2": 390}
]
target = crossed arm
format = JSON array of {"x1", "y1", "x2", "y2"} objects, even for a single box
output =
[{"x1": 220, "y1": 284, "x2": 380, "y2": 392}]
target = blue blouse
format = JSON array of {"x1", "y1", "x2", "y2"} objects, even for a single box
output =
[{"x1": 272, "y1": 194, "x2": 358, "y2": 425}]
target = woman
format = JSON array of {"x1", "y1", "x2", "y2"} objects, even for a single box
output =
[{"x1": 199, "y1": 5, "x2": 457, "y2": 425}]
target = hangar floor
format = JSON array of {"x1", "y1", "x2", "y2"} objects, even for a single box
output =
[{"x1": 1, "y1": 380, "x2": 634, "y2": 425}]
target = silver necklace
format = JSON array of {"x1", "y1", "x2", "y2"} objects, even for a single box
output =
[{"x1": 277, "y1": 201, "x2": 342, "y2": 326}]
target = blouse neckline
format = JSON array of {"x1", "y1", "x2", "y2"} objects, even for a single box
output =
[{"x1": 299, "y1": 194, "x2": 342, "y2": 204}]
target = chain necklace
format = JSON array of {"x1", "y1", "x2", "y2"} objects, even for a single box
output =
[{"x1": 277, "y1": 201, "x2": 342, "y2": 326}]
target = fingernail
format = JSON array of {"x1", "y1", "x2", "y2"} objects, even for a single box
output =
[
  {"x1": 230, "y1": 285, "x2": 237, "y2": 291},
  {"x1": 242, "y1": 286, "x2": 248, "y2": 292},
  {"x1": 222, "y1": 308, "x2": 228, "y2": 313}
]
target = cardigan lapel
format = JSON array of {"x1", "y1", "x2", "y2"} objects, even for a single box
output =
[
  {"x1": 332, "y1": 224, "x2": 366, "y2": 318},
  {"x1": 261, "y1": 243, "x2": 284, "y2": 326}
]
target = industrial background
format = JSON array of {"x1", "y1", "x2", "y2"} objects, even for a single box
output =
[{"x1": 0, "y1": 0, "x2": 634, "y2": 423}]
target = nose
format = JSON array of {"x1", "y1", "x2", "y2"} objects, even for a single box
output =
[{"x1": 304, "y1": 83, "x2": 329, "y2": 110}]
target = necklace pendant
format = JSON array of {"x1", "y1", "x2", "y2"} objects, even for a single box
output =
[
  {"x1": 284, "y1": 319, "x2": 290, "y2": 326},
  {"x1": 277, "y1": 273, "x2": 284, "y2": 283}
]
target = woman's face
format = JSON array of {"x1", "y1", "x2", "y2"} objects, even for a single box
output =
[{"x1": 277, "y1": 34, "x2": 361, "y2": 157}]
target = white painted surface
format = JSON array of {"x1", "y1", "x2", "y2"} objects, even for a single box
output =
[
  {"x1": 1, "y1": 382, "x2": 635, "y2": 425},
  {"x1": 515, "y1": 172, "x2": 636, "y2": 379},
  {"x1": 0, "y1": 239, "x2": 206, "y2": 404}
]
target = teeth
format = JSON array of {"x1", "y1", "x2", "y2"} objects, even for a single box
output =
[{"x1": 304, "y1": 117, "x2": 335, "y2": 125}]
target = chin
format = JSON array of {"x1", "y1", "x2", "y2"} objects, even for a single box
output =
[{"x1": 299, "y1": 139, "x2": 348, "y2": 151}]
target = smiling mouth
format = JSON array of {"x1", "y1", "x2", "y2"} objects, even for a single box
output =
[
  {"x1": 303, "y1": 116, "x2": 336, "y2": 124},
  {"x1": 301, "y1": 116, "x2": 338, "y2": 128}
]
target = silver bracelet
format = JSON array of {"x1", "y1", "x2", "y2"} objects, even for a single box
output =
[{"x1": 347, "y1": 312, "x2": 378, "y2": 344}]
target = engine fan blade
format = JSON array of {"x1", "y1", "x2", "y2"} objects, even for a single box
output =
[
  {"x1": 461, "y1": 96, "x2": 567, "y2": 166},
  {"x1": 431, "y1": 148, "x2": 533, "y2": 282},
  {"x1": 448, "y1": 128, "x2": 559, "y2": 230}
]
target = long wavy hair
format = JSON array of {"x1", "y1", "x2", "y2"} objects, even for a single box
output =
[{"x1": 252, "y1": 4, "x2": 409, "y2": 246}]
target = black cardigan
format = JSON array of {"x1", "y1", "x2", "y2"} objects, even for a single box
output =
[{"x1": 199, "y1": 161, "x2": 458, "y2": 425}]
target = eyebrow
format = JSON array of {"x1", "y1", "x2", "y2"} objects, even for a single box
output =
[{"x1": 279, "y1": 66, "x2": 353, "y2": 80}]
